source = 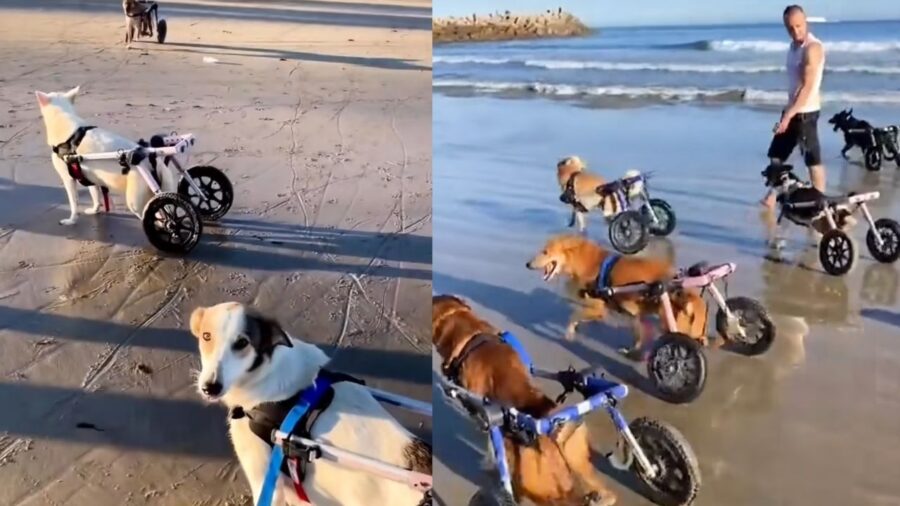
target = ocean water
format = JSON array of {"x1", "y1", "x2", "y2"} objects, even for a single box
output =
[{"x1": 433, "y1": 20, "x2": 900, "y2": 108}]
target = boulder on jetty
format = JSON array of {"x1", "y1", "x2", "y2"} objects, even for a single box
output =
[{"x1": 433, "y1": 8, "x2": 590, "y2": 44}]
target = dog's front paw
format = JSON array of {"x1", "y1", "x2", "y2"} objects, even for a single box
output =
[
  {"x1": 84, "y1": 206, "x2": 102, "y2": 216},
  {"x1": 59, "y1": 217, "x2": 77, "y2": 226},
  {"x1": 564, "y1": 329, "x2": 577, "y2": 341}
]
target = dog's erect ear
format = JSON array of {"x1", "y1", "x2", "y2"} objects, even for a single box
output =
[
  {"x1": 244, "y1": 312, "x2": 293, "y2": 355},
  {"x1": 848, "y1": 108, "x2": 853, "y2": 115},
  {"x1": 63, "y1": 86, "x2": 81, "y2": 103},
  {"x1": 35, "y1": 91, "x2": 51, "y2": 108},
  {"x1": 189, "y1": 307, "x2": 207, "y2": 339}
]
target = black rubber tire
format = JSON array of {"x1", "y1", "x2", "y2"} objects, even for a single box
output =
[
  {"x1": 866, "y1": 218, "x2": 900, "y2": 264},
  {"x1": 609, "y1": 210, "x2": 649, "y2": 255},
  {"x1": 468, "y1": 487, "x2": 517, "y2": 506},
  {"x1": 715, "y1": 297, "x2": 775, "y2": 356},
  {"x1": 864, "y1": 147, "x2": 882, "y2": 171},
  {"x1": 178, "y1": 165, "x2": 234, "y2": 222},
  {"x1": 628, "y1": 417, "x2": 702, "y2": 506},
  {"x1": 647, "y1": 333, "x2": 707, "y2": 404},
  {"x1": 644, "y1": 198, "x2": 677, "y2": 237},
  {"x1": 819, "y1": 229, "x2": 855, "y2": 276},
  {"x1": 157, "y1": 19, "x2": 167, "y2": 44},
  {"x1": 141, "y1": 192, "x2": 202, "y2": 254}
]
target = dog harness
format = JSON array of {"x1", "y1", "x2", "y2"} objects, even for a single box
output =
[
  {"x1": 52, "y1": 126, "x2": 111, "y2": 212},
  {"x1": 559, "y1": 173, "x2": 589, "y2": 213},
  {"x1": 443, "y1": 331, "x2": 534, "y2": 382},
  {"x1": 593, "y1": 254, "x2": 621, "y2": 296},
  {"x1": 232, "y1": 369, "x2": 364, "y2": 506}
]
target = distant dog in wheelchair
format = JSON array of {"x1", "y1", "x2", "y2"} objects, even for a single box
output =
[
  {"x1": 123, "y1": 0, "x2": 166, "y2": 48},
  {"x1": 828, "y1": 108, "x2": 900, "y2": 171}
]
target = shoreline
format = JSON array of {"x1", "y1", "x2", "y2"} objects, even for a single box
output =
[{"x1": 433, "y1": 10, "x2": 589, "y2": 44}]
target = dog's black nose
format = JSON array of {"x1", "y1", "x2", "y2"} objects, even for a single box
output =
[
  {"x1": 202, "y1": 381, "x2": 223, "y2": 397},
  {"x1": 525, "y1": 261, "x2": 532, "y2": 268}
]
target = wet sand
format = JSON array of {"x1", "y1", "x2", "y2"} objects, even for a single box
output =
[
  {"x1": 433, "y1": 94, "x2": 900, "y2": 505},
  {"x1": 0, "y1": 1, "x2": 431, "y2": 505}
]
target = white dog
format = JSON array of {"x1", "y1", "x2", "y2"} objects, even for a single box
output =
[
  {"x1": 35, "y1": 86, "x2": 177, "y2": 226},
  {"x1": 189, "y1": 302, "x2": 431, "y2": 506}
]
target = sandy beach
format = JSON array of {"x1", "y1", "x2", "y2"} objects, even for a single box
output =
[
  {"x1": 433, "y1": 94, "x2": 900, "y2": 505},
  {"x1": 0, "y1": 1, "x2": 431, "y2": 504}
]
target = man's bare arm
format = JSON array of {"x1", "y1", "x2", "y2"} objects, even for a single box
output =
[{"x1": 785, "y1": 42, "x2": 823, "y2": 119}]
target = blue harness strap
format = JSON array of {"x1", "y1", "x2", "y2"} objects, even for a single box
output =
[
  {"x1": 595, "y1": 254, "x2": 620, "y2": 291},
  {"x1": 499, "y1": 331, "x2": 533, "y2": 372},
  {"x1": 256, "y1": 376, "x2": 333, "y2": 506}
]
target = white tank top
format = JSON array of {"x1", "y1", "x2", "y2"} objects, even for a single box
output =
[{"x1": 787, "y1": 33, "x2": 824, "y2": 113}]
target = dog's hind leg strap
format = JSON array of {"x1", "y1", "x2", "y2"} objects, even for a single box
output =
[{"x1": 256, "y1": 402, "x2": 312, "y2": 506}]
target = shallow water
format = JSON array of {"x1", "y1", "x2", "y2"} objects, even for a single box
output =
[{"x1": 432, "y1": 94, "x2": 900, "y2": 506}]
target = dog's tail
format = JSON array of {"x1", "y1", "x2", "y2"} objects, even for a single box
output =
[{"x1": 624, "y1": 168, "x2": 644, "y2": 198}]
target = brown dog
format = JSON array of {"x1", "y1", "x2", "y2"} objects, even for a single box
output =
[
  {"x1": 526, "y1": 234, "x2": 708, "y2": 357},
  {"x1": 433, "y1": 295, "x2": 617, "y2": 506},
  {"x1": 557, "y1": 156, "x2": 610, "y2": 232}
]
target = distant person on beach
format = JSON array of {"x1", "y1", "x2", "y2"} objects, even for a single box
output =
[{"x1": 762, "y1": 4, "x2": 826, "y2": 208}]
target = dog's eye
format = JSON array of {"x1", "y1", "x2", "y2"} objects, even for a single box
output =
[
  {"x1": 232, "y1": 337, "x2": 250, "y2": 351},
  {"x1": 201, "y1": 332, "x2": 211, "y2": 342}
]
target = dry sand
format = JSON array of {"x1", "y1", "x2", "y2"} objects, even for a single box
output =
[
  {"x1": 0, "y1": 1, "x2": 431, "y2": 504},
  {"x1": 433, "y1": 95, "x2": 900, "y2": 506}
]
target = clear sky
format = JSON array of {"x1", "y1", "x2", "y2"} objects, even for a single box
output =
[{"x1": 432, "y1": 1, "x2": 900, "y2": 27}]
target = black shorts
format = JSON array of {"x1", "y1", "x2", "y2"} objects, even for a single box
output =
[{"x1": 767, "y1": 111, "x2": 822, "y2": 167}]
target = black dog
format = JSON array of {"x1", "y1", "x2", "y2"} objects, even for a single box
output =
[
  {"x1": 761, "y1": 163, "x2": 854, "y2": 232},
  {"x1": 828, "y1": 108, "x2": 874, "y2": 159}
]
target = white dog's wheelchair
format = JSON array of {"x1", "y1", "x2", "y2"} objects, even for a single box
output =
[{"x1": 57, "y1": 132, "x2": 233, "y2": 254}]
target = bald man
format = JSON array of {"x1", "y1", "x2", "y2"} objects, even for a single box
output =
[{"x1": 762, "y1": 4, "x2": 826, "y2": 208}]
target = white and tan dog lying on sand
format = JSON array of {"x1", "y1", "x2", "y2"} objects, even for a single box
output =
[
  {"x1": 35, "y1": 86, "x2": 178, "y2": 226},
  {"x1": 190, "y1": 302, "x2": 431, "y2": 506},
  {"x1": 557, "y1": 156, "x2": 644, "y2": 232}
]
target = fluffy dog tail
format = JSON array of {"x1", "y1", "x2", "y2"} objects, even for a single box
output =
[{"x1": 624, "y1": 169, "x2": 644, "y2": 198}]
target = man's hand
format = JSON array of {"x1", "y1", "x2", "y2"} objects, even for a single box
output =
[{"x1": 775, "y1": 112, "x2": 793, "y2": 134}]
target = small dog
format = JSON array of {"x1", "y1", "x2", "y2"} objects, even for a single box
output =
[
  {"x1": 433, "y1": 294, "x2": 617, "y2": 506},
  {"x1": 123, "y1": 0, "x2": 153, "y2": 47},
  {"x1": 828, "y1": 108, "x2": 874, "y2": 159},
  {"x1": 525, "y1": 234, "x2": 707, "y2": 356},
  {"x1": 190, "y1": 302, "x2": 431, "y2": 506},
  {"x1": 35, "y1": 86, "x2": 178, "y2": 226},
  {"x1": 761, "y1": 163, "x2": 856, "y2": 244},
  {"x1": 556, "y1": 157, "x2": 644, "y2": 232}
]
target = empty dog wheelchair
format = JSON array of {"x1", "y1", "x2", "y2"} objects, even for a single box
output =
[
  {"x1": 587, "y1": 261, "x2": 775, "y2": 404},
  {"x1": 592, "y1": 173, "x2": 676, "y2": 254},
  {"x1": 57, "y1": 133, "x2": 233, "y2": 254},
  {"x1": 762, "y1": 163, "x2": 900, "y2": 275},
  {"x1": 439, "y1": 333, "x2": 701, "y2": 506},
  {"x1": 259, "y1": 386, "x2": 433, "y2": 506}
]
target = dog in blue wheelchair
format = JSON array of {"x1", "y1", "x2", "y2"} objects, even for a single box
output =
[{"x1": 434, "y1": 295, "x2": 701, "y2": 506}]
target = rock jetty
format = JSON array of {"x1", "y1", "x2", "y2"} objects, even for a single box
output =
[{"x1": 433, "y1": 9, "x2": 590, "y2": 44}]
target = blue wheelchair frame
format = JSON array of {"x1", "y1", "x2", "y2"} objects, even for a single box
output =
[{"x1": 442, "y1": 331, "x2": 658, "y2": 497}]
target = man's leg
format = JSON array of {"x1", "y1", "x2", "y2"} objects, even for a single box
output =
[
  {"x1": 763, "y1": 117, "x2": 798, "y2": 208},
  {"x1": 802, "y1": 113, "x2": 826, "y2": 244}
]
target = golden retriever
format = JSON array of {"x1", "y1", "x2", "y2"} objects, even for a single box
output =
[
  {"x1": 433, "y1": 294, "x2": 616, "y2": 506},
  {"x1": 526, "y1": 234, "x2": 708, "y2": 357}
]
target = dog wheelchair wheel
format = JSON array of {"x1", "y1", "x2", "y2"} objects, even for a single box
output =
[
  {"x1": 866, "y1": 218, "x2": 900, "y2": 264},
  {"x1": 626, "y1": 417, "x2": 701, "y2": 506},
  {"x1": 647, "y1": 333, "x2": 707, "y2": 404},
  {"x1": 468, "y1": 487, "x2": 517, "y2": 506},
  {"x1": 142, "y1": 192, "x2": 202, "y2": 254},
  {"x1": 609, "y1": 210, "x2": 649, "y2": 255},
  {"x1": 157, "y1": 19, "x2": 167, "y2": 43},
  {"x1": 178, "y1": 165, "x2": 233, "y2": 222},
  {"x1": 864, "y1": 147, "x2": 882, "y2": 171},
  {"x1": 643, "y1": 198, "x2": 676, "y2": 237},
  {"x1": 715, "y1": 297, "x2": 775, "y2": 356},
  {"x1": 819, "y1": 230, "x2": 855, "y2": 276}
]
